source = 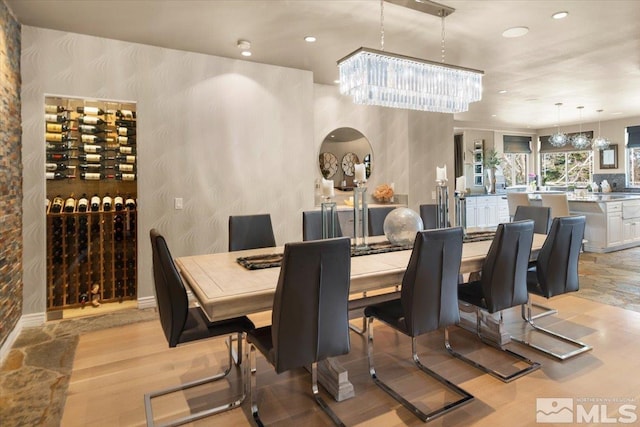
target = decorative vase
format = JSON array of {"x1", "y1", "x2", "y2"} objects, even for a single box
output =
[{"x1": 486, "y1": 167, "x2": 496, "y2": 194}]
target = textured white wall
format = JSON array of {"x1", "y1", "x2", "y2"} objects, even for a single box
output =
[
  {"x1": 21, "y1": 27, "x2": 455, "y2": 316},
  {"x1": 21, "y1": 27, "x2": 314, "y2": 314}
]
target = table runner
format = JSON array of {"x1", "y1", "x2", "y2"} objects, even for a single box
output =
[{"x1": 236, "y1": 231, "x2": 495, "y2": 270}]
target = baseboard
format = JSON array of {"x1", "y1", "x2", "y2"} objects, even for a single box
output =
[
  {"x1": 137, "y1": 296, "x2": 157, "y2": 310},
  {"x1": 0, "y1": 312, "x2": 46, "y2": 365}
]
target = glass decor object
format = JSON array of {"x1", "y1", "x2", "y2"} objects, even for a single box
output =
[
  {"x1": 353, "y1": 179, "x2": 369, "y2": 250},
  {"x1": 549, "y1": 102, "x2": 568, "y2": 147},
  {"x1": 321, "y1": 201, "x2": 339, "y2": 239},
  {"x1": 383, "y1": 207, "x2": 424, "y2": 246}
]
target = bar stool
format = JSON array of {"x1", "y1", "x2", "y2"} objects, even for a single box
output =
[
  {"x1": 507, "y1": 192, "x2": 531, "y2": 221},
  {"x1": 541, "y1": 193, "x2": 570, "y2": 218}
]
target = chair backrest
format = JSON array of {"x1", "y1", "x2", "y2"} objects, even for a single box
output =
[
  {"x1": 228, "y1": 214, "x2": 276, "y2": 251},
  {"x1": 419, "y1": 204, "x2": 438, "y2": 230},
  {"x1": 150, "y1": 229, "x2": 189, "y2": 348},
  {"x1": 514, "y1": 205, "x2": 551, "y2": 234},
  {"x1": 401, "y1": 227, "x2": 464, "y2": 336},
  {"x1": 271, "y1": 237, "x2": 351, "y2": 373},
  {"x1": 480, "y1": 220, "x2": 534, "y2": 313},
  {"x1": 541, "y1": 193, "x2": 570, "y2": 218},
  {"x1": 302, "y1": 210, "x2": 343, "y2": 241},
  {"x1": 507, "y1": 192, "x2": 531, "y2": 217},
  {"x1": 534, "y1": 215, "x2": 586, "y2": 298},
  {"x1": 368, "y1": 206, "x2": 396, "y2": 236}
]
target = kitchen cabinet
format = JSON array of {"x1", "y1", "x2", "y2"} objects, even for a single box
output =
[{"x1": 465, "y1": 195, "x2": 508, "y2": 228}]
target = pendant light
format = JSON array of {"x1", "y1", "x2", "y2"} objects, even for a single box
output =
[
  {"x1": 592, "y1": 109, "x2": 611, "y2": 150},
  {"x1": 548, "y1": 103, "x2": 568, "y2": 147},
  {"x1": 571, "y1": 106, "x2": 591, "y2": 149}
]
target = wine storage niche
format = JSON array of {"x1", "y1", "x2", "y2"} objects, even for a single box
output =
[{"x1": 45, "y1": 96, "x2": 137, "y2": 312}]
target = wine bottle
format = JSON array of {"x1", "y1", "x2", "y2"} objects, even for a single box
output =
[
  {"x1": 77, "y1": 153, "x2": 103, "y2": 162},
  {"x1": 117, "y1": 127, "x2": 136, "y2": 137},
  {"x1": 115, "y1": 155, "x2": 136, "y2": 164},
  {"x1": 114, "y1": 163, "x2": 134, "y2": 172},
  {"x1": 50, "y1": 196, "x2": 64, "y2": 213},
  {"x1": 64, "y1": 196, "x2": 76, "y2": 213},
  {"x1": 46, "y1": 198, "x2": 51, "y2": 213},
  {"x1": 114, "y1": 195, "x2": 124, "y2": 211},
  {"x1": 117, "y1": 146, "x2": 135, "y2": 154},
  {"x1": 114, "y1": 173, "x2": 136, "y2": 181},
  {"x1": 76, "y1": 106, "x2": 105, "y2": 115},
  {"x1": 80, "y1": 172, "x2": 105, "y2": 181},
  {"x1": 78, "y1": 163, "x2": 110, "y2": 171},
  {"x1": 45, "y1": 133, "x2": 76, "y2": 143},
  {"x1": 80, "y1": 135, "x2": 108, "y2": 144},
  {"x1": 45, "y1": 113, "x2": 68, "y2": 123},
  {"x1": 46, "y1": 162, "x2": 67, "y2": 171},
  {"x1": 90, "y1": 194, "x2": 100, "y2": 212},
  {"x1": 102, "y1": 194, "x2": 113, "y2": 211},
  {"x1": 77, "y1": 194, "x2": 88, "y2": 212},
  {"x1": 77, "y1": 116, "x2": 106, "y2": 125},
  {"x1": 115, "y1": 110, "x2": 136, "y2": 119},
  {"x1": 46, "y1": 172, "x2": 73, "y2": 180},
  {"x1": 79, "y1": 144, "x2": 103, "y2": 153},
  {"x1": 117, "y1": 136, "x2": 135, "y2": 145},
  {"x1": 77, "y1": 124, "x2": 106, "y2": 134},
  {"x1": 46, "y1": 142, "x2": 74, "y2": 152},
  {"x1": 46, "y1": 152, "x2": 69, "y2": 161},
  {"x1": 46, "y1": 123, "x2": 70, "y2": 133},
  {"x1": 115, "y1": 119, "x2": 136, "y2": 128},
  {"x1": 125, "y1": 196, "x2": 136, "y2": 210},
  {"x1": 45, "y1": 105, "x2": 68, "y2": 114}
]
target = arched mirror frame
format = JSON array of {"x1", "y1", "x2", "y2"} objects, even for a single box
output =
[{"x1": 318, "y1": 127, "x2": 373, "y2": 191}]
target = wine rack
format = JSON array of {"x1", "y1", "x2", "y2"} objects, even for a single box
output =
[{"x1": 45, "y1": 96, "x2": 138, "y2": 311}]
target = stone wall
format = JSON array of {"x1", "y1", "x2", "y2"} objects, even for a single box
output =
[{"x1": 0, "y1": 0, "x2": 22, "y2": 348}]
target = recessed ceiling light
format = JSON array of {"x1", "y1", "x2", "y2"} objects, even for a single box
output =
[
  {"x1": 304, "y1": 36, "x2": 317, "y2": 43},
  {"x1": 502, "y1": 26, "x2": 529, "y2": 38},
  {"x1": 491, "y1": 114, "x2": 497, "y2": 117},
  {"x1": 611, "y1": 112, "x2": 623, "y2": 115},
  {"x1": 241, "y1": 51, "x2": 252, "y2": 57},
  {"x1": 333, "y1": 79, "x2": 340, "y2": 84},
  {"x1": 498, "y1": 90, "x2": 507, "y2": 94},
  {"x1": 552, "y1": 11, "x2": 569, "y2": 19}
]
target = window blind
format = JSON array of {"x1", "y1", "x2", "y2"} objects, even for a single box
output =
[
  {"x1": 627, "y1": 126, "x2": 640, "y2": 148},
  {"x1": 539, "y1": 131, "x2": 594, "y2": 153},
  {"x1": 503, "y1": 135, "x2": 532, "y2": 153}
]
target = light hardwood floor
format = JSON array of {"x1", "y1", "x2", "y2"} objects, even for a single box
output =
[{"x1": 61, "y1": 294, "x2": 640, "y2": 426}]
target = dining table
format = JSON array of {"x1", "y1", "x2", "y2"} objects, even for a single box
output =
[{"x1": 174, "y1": 232, "x2": 548, "y2": 401}]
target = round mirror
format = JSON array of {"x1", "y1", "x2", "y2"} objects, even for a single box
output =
[{"x1": 319, "y1": 127, "x2": 372, "y2": 190}]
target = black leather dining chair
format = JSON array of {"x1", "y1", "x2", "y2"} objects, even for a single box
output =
[
  {"x1": 449, "y1": 220, "x2": 542, "y2": 382},
  {"x1": 368, "y1": 206, "x2": 395, "y2": 236},
  {"x1": 511, "y1": 215, "x2": 592, "y2": 360},
  {"x1": 302, "y1": 210, "x2": 343, "y2": 241},
  {"x1": 513, "y1": 205, "x2": 551, "y2": 234},
  {"x1": 419, "y1": 204, "x2": 438, "y2": 230},
  {"x1": 228, "y1": 214, "x2": 276, "y2": 252},
  {"x1": 146, "y1": 229, "x2": 255, "y2": 426},
  {"x1": 364, "y1": 227, "x2": 474, "y2": 422},
  {"x1": 246, "y1": 237, "x2": 351, "y2": 426}
]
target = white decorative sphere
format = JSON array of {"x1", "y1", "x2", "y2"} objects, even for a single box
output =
[{"x1": 383, "y1": 208, "x2": 424, "y2": 246}]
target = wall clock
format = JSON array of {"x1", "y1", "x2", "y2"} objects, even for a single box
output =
[
  {"x1": 341, "y1": 152, "x2": 359, "y2": 176},
  {"x1": 319, "y1": 152, "x2": 338, "y2": 178}
]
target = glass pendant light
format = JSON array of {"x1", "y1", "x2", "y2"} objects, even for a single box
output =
[
  {"x1": 592, "y1": 109, "x2": 611, "y2": 150},
  {"x1": 549, "y1": 102, "x2": 568, "y2": 147},
  {"x1": 571, "y1": 106, "x2": 591, "y2": 149}
]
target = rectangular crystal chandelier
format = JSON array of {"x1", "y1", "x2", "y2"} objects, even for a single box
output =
[
  {"x1": 338, "y1": 48, "x2": 483, "y2": 113},
  {"x1": 338, "y1": 0, "x2": 484, "y2": 113}
]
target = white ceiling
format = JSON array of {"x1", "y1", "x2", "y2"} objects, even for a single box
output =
[{"x1": 6, "y1": 0, "x2": 640, "y2": 130}]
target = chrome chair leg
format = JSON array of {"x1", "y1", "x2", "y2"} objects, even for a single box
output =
[
  {"x1": 348, "y1": 317, "x2": 367, "y2": 335},
  {"x1": 445, "y1": 309, "x2": 541, "y2": 383},
  {"x1": 520, "y1": 301, "x2": 558, "y2": 321},
  {"x1": 144, "y1": 332, "x2": 245, "y2": 427},
  {"x1": 367, "y1": 317, "x2": 473, "y2": 422},
  {"x1": 311, "y1": 362, "x2": 346, "y2": 427},
  {"x1": 512, "y1": 298, "x2": 592, "y2": 361},
  {"x1": 248, "y1": 343, "x2": 264, "y2": 427}
]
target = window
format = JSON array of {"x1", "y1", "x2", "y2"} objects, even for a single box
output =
[
  {"x1": 627, "y1": 126, "x2": 640, "y2": 187},
  {"x1": 502, "y1": 135, "x2": 531, "y2": 187},
  {"x1": 541, "y1": 151, "x2": 593, "y2": 186},
  {"x1": 502, "y1": 153, "x2": 528, "y2": 187}
]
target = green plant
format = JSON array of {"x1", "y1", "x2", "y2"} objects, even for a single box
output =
[{"x1": 484, "y1": 149, "x2": 502, "y2": 169}]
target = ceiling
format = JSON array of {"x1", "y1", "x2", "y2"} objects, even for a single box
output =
[{"x1": 6, "y1": 0, "x2": 640, "y2": 130}]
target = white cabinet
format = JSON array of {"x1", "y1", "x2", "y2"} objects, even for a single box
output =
[
  {"x1": 622, "y1": 200, "x2": 640, "y2": 244},
  {"x1": 606, "y1": 202, "x2": 623, "y2": 247},
  {"x1": 465, "y1": 195, "x2": 508, "y2": 228}
]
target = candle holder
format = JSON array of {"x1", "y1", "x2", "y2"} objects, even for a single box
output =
[
  {"x1": 455, "y1": 192, "x2": 467, "y2": 233},
  {"x1": 353, "y1": 180, "x2": 369, "y2": 250},
  {"x1": 321, "y1": 198, "x2": 339, "y2": 239},
  {"x1": 435, "y1": 182, "x2": 449, "y2": 229}
]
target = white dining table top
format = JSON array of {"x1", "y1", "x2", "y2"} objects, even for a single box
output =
[{"x1": 175, "y1": 233, "x2": 547, "y2": 322}]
